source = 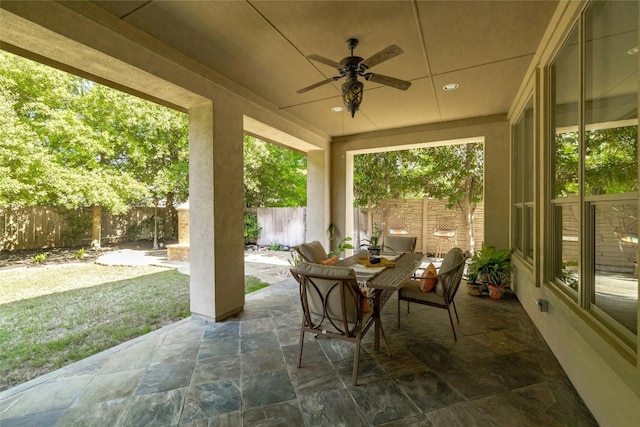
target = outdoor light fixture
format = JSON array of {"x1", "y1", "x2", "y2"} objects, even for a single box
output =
[
  {"x1": 342, "y1": 77, "x2": 364, "y2": 118},
  {"x1": 298, "y1": 38, "x2": 411, "y2": 119}
]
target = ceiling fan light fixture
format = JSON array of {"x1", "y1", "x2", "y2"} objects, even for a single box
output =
[
  {"x1": 342, "y1": 79, "x2": 364, "y2": 118},
  {"x1": 443, "y1": 83, "x2": 459, "y2": 91},
  {"x1": 332, "y1": 106, "x2": 344, "y2": 112},
  {"x1": 627, "y1": 46, "x2": 638, "y2": 55}
]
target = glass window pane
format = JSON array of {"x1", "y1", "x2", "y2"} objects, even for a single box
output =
[
  {"x1": 514, "y1": 206, "x2": 523, "y2": 251},
  {"x1": 584, "y1": 0, "x2": 638, "y2": 197},
  {"x1": 593, "y1": 201, "x2": 638, "y2": 334},
  {"x1": 554, "y1": 202, "x2": 580, "y2": 292},
  {"x1": 525, "y1": 205, "x2": 534, "y2": 260},
  {"x1": 513, "y1": 119, "x2": 523, "y2": 205},
  {"x1": 552, "y1": 26, "x2": 580, "y2": 199},
  {"x1": 524, "y1": 100, "x2": 534, "y2": 203}
]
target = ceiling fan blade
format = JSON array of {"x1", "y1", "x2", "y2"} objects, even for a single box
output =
[
  {"x1": 307, "y1": 54, "x2": 342, "y2": 69},
  {"x1": 360, "y1": 44, "x2": 403, "y2": 69},
  {"x1": 297, "y1": 77, "x2": 339, "y2": 94},
  {"x1": 365, "y1": 73, "x2": 411, "y2": 91}
]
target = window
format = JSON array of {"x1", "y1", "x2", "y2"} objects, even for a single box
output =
[
  {"x1": 512, "y1": 98, "x2": 534, "y2": 263},
  {"x1": 549, "y1": 0, "x2": 638, "y2": 344}
]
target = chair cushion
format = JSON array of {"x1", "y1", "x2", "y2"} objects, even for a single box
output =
[
  {"x1": 420, "y1": 263, "x2": 438, "y2": 292},
  {"x1": 400, "y1": 279, "x2": 447, "y2": 304},
  {"x1": 297, "y1": 241, "x2": 329, "y2": 263},
  {"x1": 294, "y1": 261, "x2": 355, "y2": 278},
  {"x1": 436, "y1": 248, "x2": 465, "y2": 295},
  {"x1": 383, "y1": 235, "x2": 417, "y2": 253}
]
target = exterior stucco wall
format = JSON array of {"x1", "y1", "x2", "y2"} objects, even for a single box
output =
[{"x1": 507, "y1": 2, "x2": 640, "y2": 425}]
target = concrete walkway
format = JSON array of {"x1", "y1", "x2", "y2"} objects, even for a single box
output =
[{"x1": 96, "y1": 248, "x2": 294, "y2": 285}]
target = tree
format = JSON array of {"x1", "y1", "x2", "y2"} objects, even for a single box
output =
[
  {"x1": 0, "y1": 51, "x2": 189, "y2": 247},
  {"x1": 353, "y1": 143, "x2": 484, "y2": 250},
  {"x1": 417, "y1": 143, "x2": 483, "y2": 250},
  {"x1": 243, "y1": 136, "x2": 306, "y2": 207}
]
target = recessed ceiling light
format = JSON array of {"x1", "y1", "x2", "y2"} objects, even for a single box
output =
[
  {"x1": 443, "y1": 83, "x2": 459, "y2": 91},
  {"x1": 332, "y1": 106, "x2": 344, "y2": 112},
  {"x1": 627, "y1": 46, "x2": 638, "y2": 55}
]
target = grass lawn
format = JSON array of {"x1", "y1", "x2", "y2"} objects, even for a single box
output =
[{"x1": 0, "y1": 263, "x2": 270, "y2": 391}]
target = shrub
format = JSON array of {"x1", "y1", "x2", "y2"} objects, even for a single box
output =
[
  {"x1": 73, "y1": 248, "x2": 85, "y2": 259},
  {"x1": 244, "y1": 212, "x2": 261, "y2": 244},
  {"x1": 31, "y1": 253, "x2": 47, "y2": 264}
]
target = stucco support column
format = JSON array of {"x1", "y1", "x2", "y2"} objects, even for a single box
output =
[
  {"x1": 305, "y1": 150, "x2": 329, "y2": 245},
  {"x1": 329, "y1": 149, "x2": 351, "y2": 254},
  {"x1": 189, "y1": 100, "x2": 245, "y2": 321}
]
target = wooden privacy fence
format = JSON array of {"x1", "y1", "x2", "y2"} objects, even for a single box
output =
[
  {"x1": 0, "y1": 206, "x2": 165, "y2": 251},
  {"x1": 256, "y1": 207, "x2": 306, "y2": 247},
  {"x1": 367, "y1": 198, "x2": 485, "y2": 255}
]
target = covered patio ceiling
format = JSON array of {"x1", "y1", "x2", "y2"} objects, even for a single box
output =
[{"x1": 78, "y1": 0, "x2": 558, "y2": 138}]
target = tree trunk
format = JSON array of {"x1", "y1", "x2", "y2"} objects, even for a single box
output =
[
  {"x1": 164, "y1": 192, "x2": 176, "y2": 239},
  {"x1": 91, "y1": 205, "x2": 102, "y2": 249}
]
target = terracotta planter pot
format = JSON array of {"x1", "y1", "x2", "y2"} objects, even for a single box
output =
[
  {"x1": 466, "y1": 282, "x2": 484, "y2": 296},
  {"x1": 487, "y1": 284, "x2": 505, "y2": 299}
]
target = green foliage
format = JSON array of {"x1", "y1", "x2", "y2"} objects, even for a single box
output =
[
  {"x1": 126, "y1": 222, "x2": 144, "y2": 241},
  {"x1": 31, "y1": 253, "x2": 47, "y2": 263},
  {"x1": 243, "y1": 136, "x2": 307, "y2": 207},
  {"x1": 288, "y1": 251, "x2": 302, "y2": 268},
  {"x1": 353, "y1": 143, "x2": 484, "y2": 210},
  {"x1": 360, "y1": 223, "x2": 383, "y2": 249},
  {"x1": 0, "y1": 51, "x2": 189, "y2": 213},
  {"x1": 63, "y1": 210, "x2": 92, "y2": 246},
  {"x1": 468, "y1": 244, "x2": 511, "y2": 287},
  {"x1": 269, "y1": 243, "x2": 285, "y2": 251},
  {"x1": 327, "y1": 223, "x2": 355, "y2": 257},
  {"x1": 554, "y1": 126, "x2": 638, "y2": 197},
  {"x1": 73, "y1": 248, "x2": 85, "y2": 259},
  {"x1": 244, "y1": 211, "x2": 261, "y2": 244}
]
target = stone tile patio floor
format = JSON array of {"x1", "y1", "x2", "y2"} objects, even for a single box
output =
[{"x1": 0, "y1": 254, "x2": 598, "y2": 426}]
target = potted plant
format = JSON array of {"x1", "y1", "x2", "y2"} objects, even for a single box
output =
[
  {"x1": 486, "y1": 269, "x2": 511, "y2": 299},
  {"x1": 466, "y1": 244, "x2": 511, "y2": 298},
  {"x1": 327, "y1": 223, "x2": 355, "y2": 258},
  {"x1": 464, "y1": 261, "x2": 485, "y2": 296},
  {"x1": 360, "y1": 223, "x2": 383, "y2": 256}
]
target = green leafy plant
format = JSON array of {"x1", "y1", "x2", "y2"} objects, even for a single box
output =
[
  {"x1": 244, "y1": 212, "x2": 261, "y2": 245},
  {"x1": 468, "y1": 244, "x2": 511, "y2": 287},
  {"x1": 31, "y1": 253, "x2": 47, "y2": 264},
  {"x1": 327, "y1": 223, "x2": 355, "y2": 257},
  {"x1": 73, "y1": 248, "x2": 85, "y2": 259},
  {"x1": 288, "y1": 251, "x2": 302, "y2": 268},
  {"x1": 269, "y1": 243, "x2": 285, "y2": 251},
  {"x1": 360, "y1": 223, "x2": 383, "y2": 250},
  {"x1": 126, "y1": 222, "x2": 144, "y2": 241}
]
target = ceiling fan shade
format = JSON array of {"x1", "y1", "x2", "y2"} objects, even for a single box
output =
[
  {"x1": 342, "y1": 78, "x2": 364, "y2": 118},
  {"x1": 298, "y1": 38, "x2": 411, "y2": 117}
]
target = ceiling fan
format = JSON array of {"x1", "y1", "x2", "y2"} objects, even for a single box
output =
[{"x1": 297, "y1": 38, "x2": 412, "y2": 118}]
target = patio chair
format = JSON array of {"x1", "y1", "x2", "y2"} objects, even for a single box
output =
[
  {"x1": 295, "y1": 240, "x2": 329, "y2": 263},
  {"x1": 433, "y1": 215, "x2": 457, "y2": 258},
  {"x1": 397, "y1": 247, "x2": 469, "y2": 341},
  {"x1": 383, "y1": 235, "x2": 417, "y2": 253},
  {"x1": 290, "y1": 262, "x2": 391, "y2": 385}
]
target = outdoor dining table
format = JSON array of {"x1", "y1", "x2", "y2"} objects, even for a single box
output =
[{"x1": 335, "y1": 252, "x2": 426, "y2": 351}]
